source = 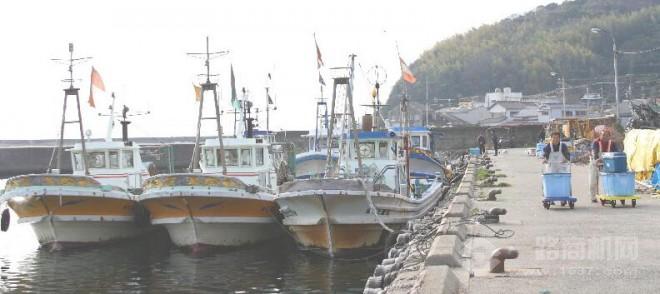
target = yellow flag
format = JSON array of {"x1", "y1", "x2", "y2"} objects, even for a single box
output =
[{"x1": 193, "y1": 83, "x2": 202, "y2": 101}]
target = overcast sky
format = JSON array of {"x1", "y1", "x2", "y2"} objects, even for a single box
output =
[{"x1": 0, "y1": 0, "x2": 561, "y2": 140}]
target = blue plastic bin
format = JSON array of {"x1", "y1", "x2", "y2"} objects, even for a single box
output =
[
  {"x1": 602, "y1": 152, "x2": 627, "y2": 173},
  {"x1": 542, "y1": 173, "x2": 571, "y2": 197},
  {"x1": 536, "y1": 143, "x2": 545, "y2": 158},
  {"x1": 468, "y1": 147, "x2": 481, "y2": 156},
  {"x1": 600, "y1": 172, "x2": 635, "y2": 196},
  {"x1": 652, "y1": 163, "x2": 660, "y2": 190}
]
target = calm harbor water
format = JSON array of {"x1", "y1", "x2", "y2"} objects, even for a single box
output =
[{"x1": 0, "y1": 181, "x2": 379, "y2": 293}]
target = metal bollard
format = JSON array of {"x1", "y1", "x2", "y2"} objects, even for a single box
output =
[
  {"x1": 490, "y1": 247, "x2": 519, "y2": 273},
  {"x1": 487, "y1": 189, "x2": 502, "y2": 201}
]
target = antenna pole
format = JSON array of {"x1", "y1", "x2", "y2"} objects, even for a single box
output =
[
  {"x1": 188, "y1": 36, "x2": 227, "y2": 174},
  {"x1": 50, "y1": 43, "x2": 91, "y2": 175},
  {"x1": 266, "y1": 86, "x2": 270, "y2": 132}
]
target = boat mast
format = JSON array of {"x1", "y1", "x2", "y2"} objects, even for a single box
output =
[
  {"x1": 104, "y1": 93, "x2": 116, "y2": 142},
  {"x1": 347, "y1": 55, "x2": 364, "y2": 177},
  {"x1": 187, "y1": 36, "x2": 229, "y2": 174},
  {"x1": 49, "y1": 43, "x2": 92, "y2": 175}
]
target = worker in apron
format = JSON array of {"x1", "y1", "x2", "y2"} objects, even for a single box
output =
[
  {"x1": 589, "y1": 129, "x2": 619, "y2": 202},
  {"x1": 543, "y1": 131, "x2": 570, "y2": 173}
]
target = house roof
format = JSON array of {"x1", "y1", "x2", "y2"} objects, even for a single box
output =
[{"x1": 488, "y1": 101, "x2": 537, "y2": 110}]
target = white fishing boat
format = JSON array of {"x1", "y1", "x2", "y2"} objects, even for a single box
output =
[
  {"x1": 70, "y1": 141, "x2": 149, "y2": 193},
  {"x1": 276, "y1": 58, "x2": 446, "y2": 257},
  {"x1": 2, "y1": 175, "x2": 141, "y2": 250},
  {"x1": 138, "y1": 37, "x2": 285, "y2": 253},
  {"x1": 69, "y1": 94, "x2": 151, "y2": 193},
  {"x1": 0, "y1": 44, "x2": 143, "y2": 250}
]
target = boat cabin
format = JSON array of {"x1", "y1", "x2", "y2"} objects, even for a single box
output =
[
  {"x1": 200, "y1": 137, "x2": 276, "y2": 188},
  {"x1": 69, "y1": 141, "x2": 148, "y2": 191},
  {"x1": 390, "y1": 126, "x2": 433, "y2": 151}
]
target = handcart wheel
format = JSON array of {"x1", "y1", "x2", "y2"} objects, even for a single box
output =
[
  {"x1": 610, "y1": 200, "x2": 616, "y2": 208},
  {"x1": 543, "y1": 202, "x2": 550, "y2": 210},
  {"x1": 560, "y1": 201, "x2": 567, "y2": 207},
  {"x1": 632, "y1": 200, "x2": 637, "y2": 208},
  {"x1": 569, "y1": 202, "x2": 575, "y2": 209},
  {"x1": 599, "y1": 199, "x2": 605, "y2": 206},
  {"x1": 620, "y1": 200, "x2": 625, "y2": 205}
]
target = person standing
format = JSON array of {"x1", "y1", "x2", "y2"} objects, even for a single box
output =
[
  {"x1": 477, "y1": 133, "x2": 486, "y2": 155},
  {"x1": 542, "y1": 132, "x2": 570, "y2": 172},
  {"x1": 491, "y1": 130, "x2": 499, "y2": 156},
  {"x1": 588, "y1": 129, "x2": 619, "y2": 202}
]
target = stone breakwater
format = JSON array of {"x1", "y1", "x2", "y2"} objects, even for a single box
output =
[{"x1": 362, "y1": 156, "x2": 503, "y2": 294}]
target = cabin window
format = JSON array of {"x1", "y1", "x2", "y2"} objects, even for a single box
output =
[
  {"x1": 122, "y1": 150, "x2": 134, "y2": 168},
  {"x1": 204, "y1": 148, "x2": 217, "y2": 167},
  {"x1": 241, "y1": 148, "x2": 252, "y2": 166},
  {"x1": 422, "y1": 136, "x2": 428, "y2": 149},
  {"x1": 358, "y1": 142, "x2": 375, "y2": 158},
  {"x1": 109, "y1": 151, "x2": 120, "y2": 168},
  {"x1": 223, "y1": 149, "x2": 238, "y2": 166},
  {"x1": 412, "y1": 136, "x2": 421, "y2": 148},
  {"x1": 73, "y1": 152, "x2": 83, "y2": 171},
  {"x1": 378, "y1": 142, "x2": 389, "y2": 159},
  {"x1": 88, "y1": 152, "x2": 106, "y2": 168},
  {"x1": 256, "y1": 147, "x2": 264, "y2": 166}
]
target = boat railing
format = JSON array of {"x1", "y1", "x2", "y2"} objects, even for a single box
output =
[{"x1": 372, "y1": 164, "x2": 398, "y2": 192}]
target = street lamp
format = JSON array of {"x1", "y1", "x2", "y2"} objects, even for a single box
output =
[
  {"x1": 550, "y1": 71, "x2": 566, "y2": 117},
  {"x1": 591, "y1": 27, "x2": 620, "y2": 121}
]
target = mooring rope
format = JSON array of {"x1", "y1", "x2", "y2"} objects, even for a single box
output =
[{"x1": 358, "y1": 178, "x2": 395, "y2": 233}]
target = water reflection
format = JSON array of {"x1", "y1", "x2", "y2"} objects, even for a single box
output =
[{"x1": 0, "y1": 206, "x2": 378, "y2": 293}]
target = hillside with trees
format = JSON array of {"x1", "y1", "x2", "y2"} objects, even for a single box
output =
[{"x1": 388, "y1": 0, "x2": 660, "y2": 110}]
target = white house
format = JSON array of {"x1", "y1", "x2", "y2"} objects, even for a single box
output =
[
  {"x1": 537, "y1": 103, "x2": 589, "y2": 122},
  {"x1": 488, "y1": 101, "x2": 538, "y2": 119},
  {"x1": 485, "y1": 87, "x2": 523, "y2": 108}
]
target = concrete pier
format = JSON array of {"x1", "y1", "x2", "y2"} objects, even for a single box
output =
[{"x1": 364, "y1": 149, "x2": 657, "y2": 294}]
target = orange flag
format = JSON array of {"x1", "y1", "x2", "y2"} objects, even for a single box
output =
[
  {"x1": 193, "y1": 83, "x2": 202, "y2": 101},
  {"x1": 399, "y1": 56, "x2": 416, "y2": 84},
  {"x1": 89, "y1": 67, "x2": 106, "y2": 108}
]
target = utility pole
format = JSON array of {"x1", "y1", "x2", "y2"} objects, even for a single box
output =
[
  {"x1": 591, "y1": 27, "x2": 620, "y2": 121},
  {"x1": 425, "y1": 76, "x2": 429, "y2": 127}
]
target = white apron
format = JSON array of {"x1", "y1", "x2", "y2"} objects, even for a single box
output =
[{"x1": 547, "y1": 143, "x2": 567, "y2": 173}]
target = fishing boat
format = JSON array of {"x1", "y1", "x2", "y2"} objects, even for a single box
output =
[
  {"x1": 276, "y1": 58, "x2": 446, "y2": 257},
  {"x1": 70, "y1": 95, "x2": 151, "y2": 193},
  {"x1": 390, "y1": 126, "x2": 446, "y2": 181},
  {"x1": 0, "y1": 44, "x2": 142, "y2": 250},
  {"x1": 138, "y1": 37, "x2": 284, "y2": 253},
  {"x1": 294, "y1": 106, "x2": 339, "y2": 179}
]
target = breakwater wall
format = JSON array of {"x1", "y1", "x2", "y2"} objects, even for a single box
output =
[{"x1": 362, "y1": 157, "x2": 480, "y2": 293}]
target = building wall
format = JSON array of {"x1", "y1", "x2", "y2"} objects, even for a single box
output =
[{"x1": 431, "y1": 124, "x2": 544, "y2": 151}]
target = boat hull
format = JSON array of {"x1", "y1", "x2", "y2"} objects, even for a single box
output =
[
  {"x1": 276, "y1": 179, "x2": 444, "y2": 256},
  {"x1": 141, "y1": 196, "x2": 281, "y2": 249},
  {"x1": 30, "y1": 217, "x2": 141, "y2": 250},
  {"x1": 6, "y1": 194, "x2": 141, "y2": 249}
]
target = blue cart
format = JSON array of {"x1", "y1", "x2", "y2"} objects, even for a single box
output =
[
  {"x1": 542, "y1": 163, "x2": 577, "y2": 209},
  {"x1": 598, "y1": 171, "x2": 640, "y2": 208}
]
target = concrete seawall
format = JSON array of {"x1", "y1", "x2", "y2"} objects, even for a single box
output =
[{"x1": 362, "y1": 157, "x2": 479, "y2": 293}]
